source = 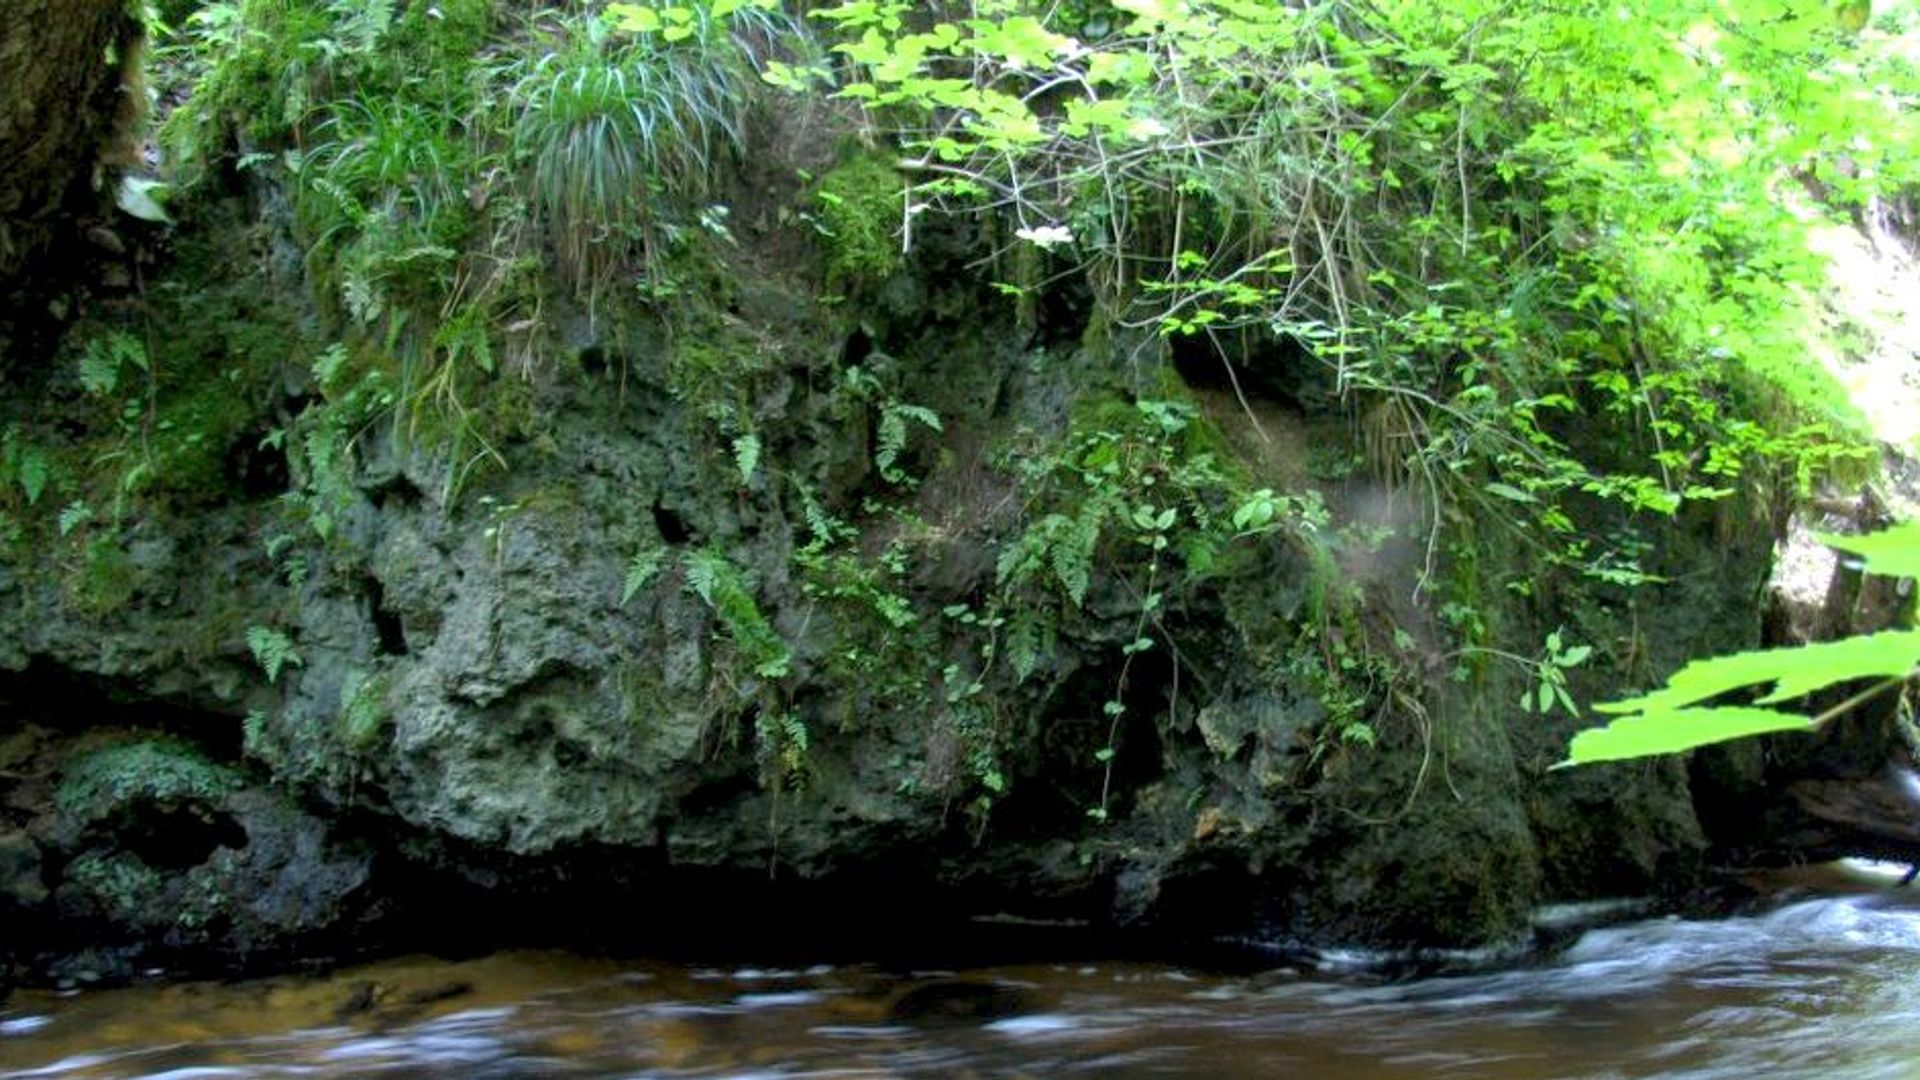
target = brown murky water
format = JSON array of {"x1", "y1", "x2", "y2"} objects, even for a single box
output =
[{"x1": 5, "y1": 864, "x2": 1919, "y2": 1079}]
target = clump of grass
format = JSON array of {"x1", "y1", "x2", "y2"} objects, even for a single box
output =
[{"x1": 503, "y1": 5, "x2": 796, "y2": 295}]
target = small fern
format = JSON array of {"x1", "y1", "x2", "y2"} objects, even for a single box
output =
[
  {"x1": 790, "y1": 477, "x2": 849, "y2": 548},
  {"x1": 57, "y1": 500, "x2": 94, "y2": 537},
  {"x1": 682, "y1": 548, "x2": 790, "y2": 678},
  {"x1": 17, "y1": 448, "x2": 48, "y2": 506},
  {"x1": 875, "y1": 402, "x2": 942, "y2": 483},
  {"x1": 246, "y1": 626, "x2": 304, "y2": 686},
  {"x1": 339, "y1": 668, "x2": 389, "y2": 749},
  {"x1": 621, "y1": 543, "x2": 668, "y2": 605},
  {"x1": 1051, "y1": 502, "x2": 1102, "y2": 606},
  {"x1": 732, "y1": 432, "x2": 761, "y2": 486},
  {"x1": 1, "y1": 428, "x2": 49, "y2": 506},
  {"x1": 77, "y1": 332, "x2": 147, "y2": 398}
]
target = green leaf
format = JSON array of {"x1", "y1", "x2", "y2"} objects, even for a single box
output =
[
  {"x1": 57, "y1": 500, "x2": 92, "y2": 536},
  {"x1": 1553, "y1": 682, "x2": 1578, "y2": 716},
  {"x1": 1817, "y1": 522, "x2": 1920, "y2": 580},
  {"x1": 1485, "y1": 482, "x2": 1536, "y2": 503},
  {"x1": 116, "y1": 176, "x2": 173, "y2": 224},
  {"x1": 606, "y1": 3, "x2": 661, "y2": 32},
  {"x1": 621, "y1": 545, "x2": 666, "y2": 605},
  {"x1": 245, "y1": 626, "x2": 304, "y2": 686},
  {"x1": 732, "y1": 433, "x2": 761, "y2": 486},
  {"x1": 1593, "y1": 630, "x2": 1920, "y2": 715},
  {"x1": 79, "y1": 344, "x2": 119, "y2": 397},
  {"x1": 17, "y1": 448, "x2": 48, "y2": 505},
  {"x1": 1557, "y1": 706, "x2": 1819, "y2": 767}
]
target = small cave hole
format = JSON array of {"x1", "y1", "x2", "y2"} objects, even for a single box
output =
[
  {"x1": 580, "y1": 345, "x2": 612, "y2": 378},
  {"x1": 1168, "y1": 329, "x2": 1325, "y2": 411},
  {"x1": 225, "y1": 431, "x2": 291, "y2": 499},
  {"x1": 551, "y1": 738, "x2": 589, "y2": 770},
  {"x1": 113, "y1": 803, "x2": 249, "y2": 870},
  {"x1": 362, "y1": 576, "x2": 410, "y2": 657},
  {"x1": 842, "y1": 328, "x2": 874, "y2": 368},
  {"x1": 652, "y1": 500, "x2": 693, "y2": 545},
  {"x1": 368, "y1": 471, "x2": 423, "y2": 510},
  {"x1": 1032, "y1": 276, "x2": 1094, "y2": 348}
]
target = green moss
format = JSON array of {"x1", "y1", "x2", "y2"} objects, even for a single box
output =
[
  {"x1": 669, "y1": 322, "x2": 772, "y2": 430},
  {"x1": 396, "y1": 0, "x2": 493, "y2": 80},
  {"x1": 339, "y1": 669, "x2": 392, "y2": 751},
  {"x1": 62, "y1": 852, "x2": 164, "y2": 926},
  {"x1": 68, "y1": 534, "x2": 138, "y2": 616},
  {"x1": 814, "y1": 154, "x2": 905, "y2": 292},
  {"x1": 178, "y1": 849, "x2": 245, "y2": 931},
  {"x1": 56, "y1": 739, "x2": 244, "y2": 828}
]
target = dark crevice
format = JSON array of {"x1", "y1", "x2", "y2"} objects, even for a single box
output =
[
  {"x1": 366, "y1": 470, "x2": 422, "y2": 510},
  {"x1": 652, "y1": 500, "x2": 693, "y2": 545},
  {"x1": 104, "y1": 803, "x2": 249, "y2": 870},
  {"x1": 841, "y1": 328, "x2": 873, "y2": 368},
  {"x1": 362, "y1": 576, "x2": 410, "y2": 657},
  {"x1": 224, "y1": 429, "x2": 289, "y2": 499},
  {"x1": 579, "y1": 345, "x2": 611, "y2": 377},
  {"x1": 0, "y1": 661, "x2": 245, "y2": 760},
  {"x1": 1169, "y1": 328, "x2": 1326, "y2": 412},
  {"x1": 1032, "y1": 276, "x2": 1094, "y2": 349}
]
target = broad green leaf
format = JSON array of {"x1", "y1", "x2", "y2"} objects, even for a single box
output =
[
  {"x1": 968, "y1": 15, "x2": 1070, "y2": 71},
  {"x1": 1592, "y1": 630, "x2": 1920, "y2": 715},
  {"x1": 1556, "y1": 706, "x2": 1820, "y2": 767},
  {"x1": 1485, "y1": 482, "x2": 1535, "y2": 503},
  {"x1": 1817, "y1": 522, "x2": 1920, "y2": 580},
  {"x1": 605, "y1": 3, "x2": 661, "y2": 33},
  {"x1": 116, "y1": 176, "x2": 173, "y2": 224}
]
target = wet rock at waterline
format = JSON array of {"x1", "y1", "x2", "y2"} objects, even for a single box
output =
[{"x1": 0, "y1": 732, "x2": 378, "y2": 984}]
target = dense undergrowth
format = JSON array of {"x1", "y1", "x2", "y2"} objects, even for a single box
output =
[{"x1": 5, "y1": 0, "x2": 1917, "y2": 824}]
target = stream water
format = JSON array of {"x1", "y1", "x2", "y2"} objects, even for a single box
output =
[{"x1": 4, "y1": 863, "x2": 1919, "y2": 1079}]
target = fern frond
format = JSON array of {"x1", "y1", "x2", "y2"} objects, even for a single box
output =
[
  {"x1": 732, "y1": 433, "x2": 761, "y2": 486},
  {"x1": 246, "y1": 626, "x2": 304, "y2": 685},
  {"x1": 875, "y1": 402, "x2": 942, "y2": 482},
  {"x1": 621, "y1": 544, "x2": 667, "y2": 605}
]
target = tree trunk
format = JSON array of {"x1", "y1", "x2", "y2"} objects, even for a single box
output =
[{"x1": 0, "y1": 0, "x2": 140, "y2": 286}]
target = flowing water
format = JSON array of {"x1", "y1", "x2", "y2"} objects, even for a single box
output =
[{"x1": 5, "y1": 864, "x2": 1920, "y2": 1079}]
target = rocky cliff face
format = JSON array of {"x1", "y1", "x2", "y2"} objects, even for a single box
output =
[
  {"x1": 0, "y1": 179, "x2": 1801, "y2": 986},
  {"x1": 10, "y1": 19, "x2": 1913, "y2": 978}
]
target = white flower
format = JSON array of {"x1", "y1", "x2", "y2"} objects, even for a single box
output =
[
  {"x1": 1016, "y1": 224, "x2": 1074, "y2": 249},
  {"x1": 1126, "y1": 116, "x2": 1170, "y2": 140}
]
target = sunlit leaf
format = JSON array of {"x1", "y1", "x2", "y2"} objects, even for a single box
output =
[
  {"x1": 1592, "y1": 630, "x2": 1920, "y2": 716},
  {"x1": 1817, "y1": 522, "x2": 1920, "y2": 581},
  {"x1": 1557, "y1": 706, "x2": 1820, "y2": 767}
]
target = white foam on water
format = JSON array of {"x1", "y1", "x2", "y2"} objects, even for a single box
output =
[
  {"x1": 0, "y1": 1019, "x2": 50, "y2": 1038},
  {"x1": 984, "y1": 1013, "x2": 1079, "y2": 1037},
  {"x1": 732, "y1": 991, "x2": 825, "y2": 1010}
]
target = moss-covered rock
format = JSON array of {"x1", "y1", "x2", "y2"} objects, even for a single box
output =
[
  {"x1": 55, "y1": 739, "x2": 243, "y2": 830},
  {"x1": 14, "y1": 734, "x2": 380, "y2": 982},
  {"x1": 813, "y1": 154, "x2": 906, "y2": 293}
]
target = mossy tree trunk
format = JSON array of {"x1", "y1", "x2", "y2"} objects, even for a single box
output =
[{"x1": 0, "y1": 0, "x2": 140, "y2": 287}]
